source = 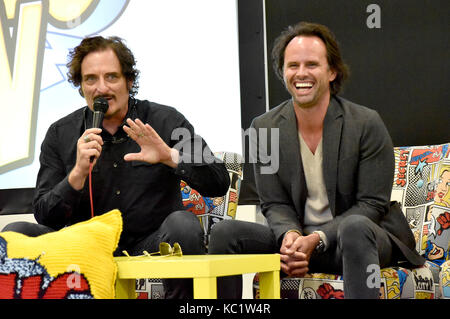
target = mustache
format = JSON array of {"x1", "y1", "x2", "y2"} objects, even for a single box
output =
[{"x1": 93, "y1": 94, "x2": 114, "y2": 100}]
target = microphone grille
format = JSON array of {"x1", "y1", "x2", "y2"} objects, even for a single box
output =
[{"x1": 93, "y1": 97, "x2": 109, "y2": 113}]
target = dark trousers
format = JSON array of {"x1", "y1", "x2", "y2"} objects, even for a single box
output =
[
  {"x1": 209, "y1": 214, "x2": 394, "y2": 299},
  {"x1": 2, "y1": 210, "x2": 205, "y2": 299}
]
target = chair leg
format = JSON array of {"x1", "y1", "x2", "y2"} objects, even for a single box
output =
[
  {"x1": 259, "y1": 271, "x2": 280, "y2": 299},
  {"x1": 193, "y1": 277, "x2": 217, "y2": 299},
  {"x1": 115, "y1": 278, "x2": 137, "y2": 299}
]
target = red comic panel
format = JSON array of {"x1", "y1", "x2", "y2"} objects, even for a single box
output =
[{"x1": 410, "y1": 145, "x2": 449, "y2": 166}]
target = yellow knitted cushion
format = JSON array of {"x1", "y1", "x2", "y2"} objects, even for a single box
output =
[{"x1": 0, "y1": 209, "x2": 122, "y2": 299}]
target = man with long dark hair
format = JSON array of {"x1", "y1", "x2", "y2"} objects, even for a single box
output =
[{"x1": 3, "y1": 36, "x2": 230, "y2": 299}]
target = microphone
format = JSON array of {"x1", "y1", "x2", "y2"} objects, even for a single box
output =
[
  {"x1": 90, "y1": 97, "x2": 109, "y2": 162},
  {"x1": 92, "y1": 97, "x2": 109, "y2": 129}
]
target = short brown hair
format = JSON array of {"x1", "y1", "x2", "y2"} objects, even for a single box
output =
[
  {"x1": 67, "y1": 36, "x2": 140, "y2": 97},
  {"x1": 272, "y1": 21, "x2": 349, "y2": 95}
]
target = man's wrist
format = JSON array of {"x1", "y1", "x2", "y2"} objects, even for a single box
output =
[
  {"x1": 285, "y1": 229, "x2": 302, "y2": 237},
  {"x1": 68, "y1": 166, "x2": 87, "y2": 191},
  {"x1": 312, "y1": 231, "x2": 326, "y2": 253},
  {"x1": 163, "y1": 148, "x2": 179, "y2": 168}
]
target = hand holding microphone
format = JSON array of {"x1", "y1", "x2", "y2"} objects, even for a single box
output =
[
  {"x1": 82, "y1": 96, "x2": 109, "y2": 163},
  {"x1": 88, "y1": 97, "x2": 109, "y2": 162},
  {"x1": 69, "y1": 97, "x2": 109, "y2": 190}
]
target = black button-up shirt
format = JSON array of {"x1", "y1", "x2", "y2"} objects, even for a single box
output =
[{"x1": 33, "y1": 98, "x2": 230, "y2": 248}]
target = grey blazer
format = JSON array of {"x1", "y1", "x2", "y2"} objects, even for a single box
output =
[{"x1": 251, "y1": 96, "x2": 424, "y2": 266}]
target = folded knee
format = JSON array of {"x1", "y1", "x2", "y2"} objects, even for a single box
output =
[
  {"x1": 1, "y1": 221, "x2": 51, "y2": 237},
  {"x1": 165, "y1": 210, "x2": 203, "y2": 235},
  {"x1": 208, "y1": 220, "x2": 238, "y2": 254},
  {"x1": 337, "y1": 215, "x2": 376, "y2": 248}
]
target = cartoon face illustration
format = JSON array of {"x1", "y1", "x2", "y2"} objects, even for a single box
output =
[
  {"x1": 423, "y1": 206, "x2": 450, "y2": 265},
  {"x1": 425, "y1": 241, "x2": 445, "y2": 261},
  {"x1": 0, "y1": 237, "x2": 93, "y2": 299},
  {"x1": 435, "y1": 170, "x2": 450, "y2": 206},
  {"x1": 180, "y1": 181, "x2": 191, "y2": 196}
]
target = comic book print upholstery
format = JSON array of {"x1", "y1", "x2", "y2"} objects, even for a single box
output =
[
  {"x1": 180, "y1": 151, "x2": 243, "y2": 245},
  {"x1": 254, "y1": 143, "x2": 450, "y2": 299},
  {"x1": 135, "y1": 152, "x2": 243, "y2": 299},
  {"x1": 0, "y1": 210, "x2": 122, "y2": 299},
  {"x1": 440, "y1": 260, "x2": 450, "y2": 298},
  {"x1": 391, "y1": 143, "x2": 450, "y2": 266},
  {"x1": 253, "y1": 265, "x2": 435, "y2": 299}
]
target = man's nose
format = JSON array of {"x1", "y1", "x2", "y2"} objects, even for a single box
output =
[
  {"x1": 95, "y1": 78, "x2": 109, "y2": 93},
  {"x1": 296, "y1": 64, "x2": 308, "y2": 77}
]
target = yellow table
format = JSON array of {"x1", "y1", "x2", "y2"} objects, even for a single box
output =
[{"x1": 114, "y1": 254, "x2": 280, "y2": 299}]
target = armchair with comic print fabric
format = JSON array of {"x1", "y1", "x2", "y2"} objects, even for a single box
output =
[
  {"x1": 134, "y1": 152, "x2": 244, "y2": 299},
  {"x1": 253, "y1": 143, "x2": 450, "y2": 299}
]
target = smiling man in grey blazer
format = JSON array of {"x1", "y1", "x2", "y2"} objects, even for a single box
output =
[{"x1": 209, "y1": 21, "x2": 424, "y2": 299}]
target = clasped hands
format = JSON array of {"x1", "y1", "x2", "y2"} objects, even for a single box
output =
[{"x1": 280, "y1": 231, "x2": 320, "y2": 277}]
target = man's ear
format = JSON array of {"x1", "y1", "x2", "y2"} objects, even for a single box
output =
[{"x1": 329, "y1": 68, "x2": 337, "y2": 82}]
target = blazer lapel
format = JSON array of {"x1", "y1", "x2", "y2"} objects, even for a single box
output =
[
  {"x1": 279, "y1": 100, "x2": 306, "y2": 216},
  {"x1": 322, "y1": 97, "x2": 343, "y2": 216}
]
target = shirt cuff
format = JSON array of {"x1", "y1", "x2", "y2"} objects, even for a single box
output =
[
  {"x1": 55, "y1": 176, "x2": 83, "y2": 203},
  {"x1": 285, "y1": 229, "x2": 302, "y2": 237}
]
